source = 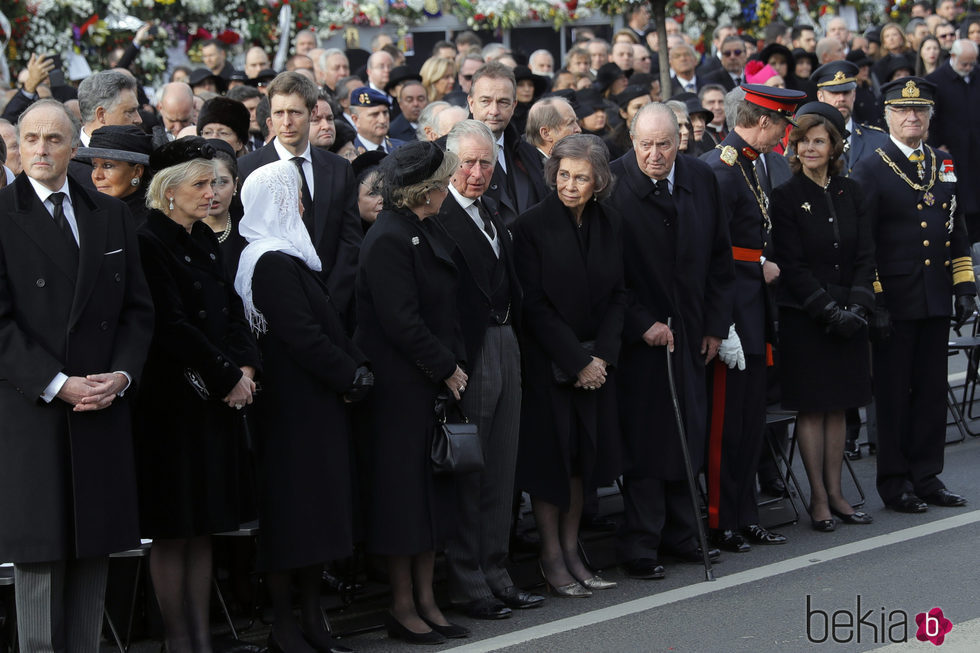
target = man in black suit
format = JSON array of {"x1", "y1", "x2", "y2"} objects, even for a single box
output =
[
  {"x1": 927, "y1": 39, "x2": 980, "y2": 241},
  {"x1": 0, "y1": 99, "x2": 154, "y2": 649},
  {"x1": 389, "y1": 80, "x2": 428, "y2": 143},
  {"x1": 436, "y1": 120, "x2": 543, "y2": 620},
  {"x1": 610, "y1": 103, "x2": 733, "y2": 579},
  {"x1": 851, "y1": 77, "x2": 974, "y2": 513},
  {"x1": 238, "y1": 72, "x2": 362, "y2": 323},
  {"x1": 701, "y1": 35, "x2": 749, "y2": 92},
  {"x1": 467, "y1": 62, "x2": 546, "y2": 225}
]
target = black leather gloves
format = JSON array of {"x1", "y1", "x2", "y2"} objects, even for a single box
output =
[
  {"x1": 954, "y1": 295, "x2": 977, "y2": 330},
  {"x1": 820, "y1": 301, "x2": 867, "y2": 339},
  {"x1": 344, "y1": 365, "x2": 374, "y2": 403}
]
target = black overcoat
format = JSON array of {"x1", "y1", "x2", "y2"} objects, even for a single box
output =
[
  {"x1": 512, "y1": 193, "x2": 625, "y2": 509},
  {"x1": 0, "y1": 174, "x2": 153, "y2": 562},
  {"x1": 609, "y1": 153, "x2": 734, "y2": 480},
  {"x1": 354, "y1": 208, "x2": 464, "y2": 555},
  {"x1": 135, "y1": 210, "x2": 261, "y2": 538},
  {"x1": 927, "y1": 62, "x2": 980, "y2": 225},
  {"x1": 250, "y1": 251, "x2": 367, "y2": 571}
]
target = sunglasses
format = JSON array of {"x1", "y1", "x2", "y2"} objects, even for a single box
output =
[
  {"x1": 938, "y1": 32, "x2": 956, "y2": 38},
  {"x1": 722, "y1": 49, "x2": 744, "y2": 57},
  {"x1": 462, "y1": 74, "x2": 474, "y2": 81}
]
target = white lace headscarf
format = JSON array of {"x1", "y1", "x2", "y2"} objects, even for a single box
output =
[{"x1": 235, "y1": 160, "x2": 322, "y2": 333}]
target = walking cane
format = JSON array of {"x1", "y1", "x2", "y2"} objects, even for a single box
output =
[{"x1": 665, "y1": 317, "x2": 715, "y2": 581}]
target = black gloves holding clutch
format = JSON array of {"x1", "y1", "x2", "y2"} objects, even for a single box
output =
[
  {"x1": 954, "y1": 295, "x2": 977, "y2": 330},
  {"x1": 820, "y1": 301, "x2": 868, "y2": 339},
  {"x1": 344, "y1": 365, "x2": 374, "y2": 403}
]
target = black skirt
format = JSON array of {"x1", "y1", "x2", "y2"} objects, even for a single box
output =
[{"x1": 778, "y1": 307, "x2": 872, "y2": 412}]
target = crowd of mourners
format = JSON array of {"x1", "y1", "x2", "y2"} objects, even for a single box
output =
[{"x1": 1, "y1": 1, "x2": 979, "y2": 651}]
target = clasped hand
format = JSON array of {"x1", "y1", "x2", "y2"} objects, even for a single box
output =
[
  {"x1": 57, "y1": 372, "x2": 128, "y2": 412},
  {"x1": 444, "y1": 365, "x2": 469, "y2": 401},
  {"x1": 223, "y1": 366, "x2": 256, "y2": 410},
  {"x1": 574, "y1": 356, "x2": 607, "y2": 390}
]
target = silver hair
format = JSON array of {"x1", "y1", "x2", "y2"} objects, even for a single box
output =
[
  {"x1": 446, "y1": 119, "x2": 498, "y2": 160},
  {"x1": 319, "y1": 48, "x2": 347, "y2": 69},
  {"x1": 18, "y1": 99, "x2": 81, "y2": 147},
  {"x1": 630, "y1": 101, "x2": 678, "y2": 141},
  {"x1": 416, "y1": 101, "x2": 450, "y2": 140},
  {"x1": 665, "y1": 100, "x2": 689, "y2": 123},
  {"x1": 727, "y1": 86, "x2": 748, "y2": 130},
  {"x1": 543, "y1": 133, "x2": 615, "y2": 200},
  {"x1": 529, "y1": 49, "x2": 554, "y2": 66},
  {"x1": 78, "y1": 70, "x2": 138, "y2": 125},
  {"x1": 481, "y1": 43, "x2": 511, "y2": 61},
  {"x1": 526, "y1": 97, "x2": 573, "y2": 146},
  {"x1": 951, "y1": 38, "x2": 979, "y2": 58}
]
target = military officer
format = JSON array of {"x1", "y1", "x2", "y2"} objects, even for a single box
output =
[
  {"x1": 851, "y1": 77, "x2": 975, "y2": 513},
  {"x1": 701, "y1": 84, "x2": 806, "y2": 552},
  {"x1": 811, "y1": 60, "x2": 890, "y2": 177},
  {"x1": 350, "y1": 86, "x2": 406, "y2": 154}
]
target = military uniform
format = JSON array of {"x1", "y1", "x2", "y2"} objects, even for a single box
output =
[
  {"x1": 850, "y1": 77, "x2": 976, "y2": 509},
  {"x1": 699, "y1": 85, "x2": 805, "y2": 547}
]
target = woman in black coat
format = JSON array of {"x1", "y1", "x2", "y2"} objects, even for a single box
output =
[
  {"x1": 770, "y1": 103, "x2": 875, "y2": 532},
  {"x1": 76, "y1": 124, "x2": 154, "y2": 227},
  {"x1": 512, "y1": 134, "x2": 625, "y2": 597},
  {"x1": 354, "y1": 142, "x2": 470, "y2": 644},
  {"x1": 235, "y1": 160, "x2": 372, "y2": 652},
  {"x1": 136, "y1": 137, "x2": 260, "y2": 652}
]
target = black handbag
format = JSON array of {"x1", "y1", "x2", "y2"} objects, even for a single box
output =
[
  {"x1": 184, "y1": 368, "x2": 211, "y2": 400},
  {"x1": 431, "y1": 394, "x2": 484, "y2": 475},
  {"x1": 551, "y1": 340, "x2": 595, "y2": 385}
]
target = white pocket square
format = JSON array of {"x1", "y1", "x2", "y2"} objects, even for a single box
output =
[{"x1": 104, "y1": 248, "x2": 123, "y2": 255}]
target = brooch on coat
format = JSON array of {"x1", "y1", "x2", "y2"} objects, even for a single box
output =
[
  {"x1": 801, "y1": 202, "x2": 812, "y2": 214},
  {"x1": 411, "y1": 236, "x2": 420, "y2": 245}
]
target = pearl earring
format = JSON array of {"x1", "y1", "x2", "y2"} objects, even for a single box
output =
[
  {"x1": 168, "y1": 197, "x2": 174, "y2": 211},
  {"x1": 425, "y1": 195, "x2": 431, "y2": 205},
  {"x1": 131, "y1": 177, "x2": 140, "y2": 187}
]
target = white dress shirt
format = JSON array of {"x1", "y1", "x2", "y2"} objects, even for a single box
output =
[
  {"x1": 889, "y1": 135, "x2": 922, "y2": 159},
  {"x1": 449, "y1": 184, "x2": 500, "y2": 257},
  {"x1": 274, "y1": 139, "x2": 314, "y2": 199}
]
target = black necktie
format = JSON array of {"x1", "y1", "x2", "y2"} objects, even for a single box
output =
[
  {"x1": 475, "y1": 199, "x2": 495, "y2": 240},
  {"x1": 292, "y1": 157, "x2": 314, "y2": 232},
  {"x1": 49, "y1": 192, "x2": 78, "y2": 254}
]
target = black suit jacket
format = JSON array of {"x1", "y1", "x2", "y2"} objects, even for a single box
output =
[
  {"x1": 0, "y1": 173, "x2": 154, "y2": 562},
  {"x1": 434, "y1": 193, "x2": 522, "y2": 364},
  {"x1": 388, "y1": 114, "x2": 419, "y2": 142},
  {"x1": 238, "y1": 142, "x2": 362, "y2": 322},
  {"x1": 485, "y1": 123, "x2": 548, "y2": 226}
]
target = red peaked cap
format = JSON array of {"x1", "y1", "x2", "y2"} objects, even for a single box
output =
[{"x1": 740, "y1": 83, "x2": 807, "y2": 125}]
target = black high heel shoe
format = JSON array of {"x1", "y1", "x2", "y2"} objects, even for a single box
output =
[
  {"x1": 383, "y1": 612, "x2": 446, "y2": 645},
  {"x1": 830, "y1": 507, "x2": 874, "y2": 524},
  {"x1": 811, "y1": 517, "x2": 837, "y2": 532},
  {"x1": 420, "y1": 615, "x2": 470, "y2": 639}
]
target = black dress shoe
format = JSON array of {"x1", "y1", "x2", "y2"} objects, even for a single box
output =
[
  {"x1": 621, "y1": 558, "x2": 665, "y2": 579},
  {"x1": 463, "y1": 597, "x2": 512, "y2": 620},
  {"x1": 830, "y1": 508, "x2": 873, "y2": 524},
  {"x1": 420, "y1": 616, "x2": 470, "y2": 639},
  {"x1": 742, "y1": 524, "x2": 787, "y2": 545},
  {"x1": 887, "y1": 493, "x2": 928, "y2": 513},
  {"x1": 710, "y1": 529, "x2": 750, "y2": 553},
  {"x1": 383, "y1": 613, "x2": 446, "y2": 645},
  {"x1": 759, "y1": 477, "x2": 787, "y2": 498},
  {"x1": 922, "y1": 488, "x2": 967, "y2": 507},
  {"x1": 494, "y1": 586, "x2": 545, "y2": 609},
  {"x1": 811, "y1": 518, "x2": 837, "y2": 532},
  {"x1": 661, "y1": 546, "x2": 721, "y2": 563}
]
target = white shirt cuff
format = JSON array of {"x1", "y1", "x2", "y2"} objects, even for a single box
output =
[
  {"x1": 41, "y1": 372, "x2": 69, "y2": 403},
  {"x1": 114, "y1": 371, "x2": 133, "y2": 396}
]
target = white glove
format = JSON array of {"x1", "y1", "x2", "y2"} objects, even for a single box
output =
[{"x1": 718, "y1": 324, "x2": 746, "y2": 371}]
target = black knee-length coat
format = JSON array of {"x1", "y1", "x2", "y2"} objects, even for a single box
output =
[
  {"x1": 249, "y1": 251, "x2": 367, "y2": 571},
  {"x1": 512, "y1": 192, "x2": 626, "y2": 509},
  {"x1": 135, "y1": 210, "x2": 261, "y2": 539},
  {"x1": 354, "y1": 208, "x2": 464, "y2": 556}
]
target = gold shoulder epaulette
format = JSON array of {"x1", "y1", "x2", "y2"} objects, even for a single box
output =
[
  {"x1": 862, "y1": 123, "x2": 886, "y2": 133},
  {"x1": 720, "y1": 145, "x2": 738, "y2": 167}
]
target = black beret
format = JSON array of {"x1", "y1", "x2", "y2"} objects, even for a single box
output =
[
  {"x1": 205, "y1": 138, "x2": 237, "y2": 160},
  {"x1": 150, "y1": 136, "x2": 216, "y2": 172},
  {"x1": 188, "y1": 68, "x2": 227, "y2": 93},
  {"x1": 352, "y1": 150, "x2": 387, "y2": 182},
  {"x1": 794, "y1": 101, "x2": 850, "y2": 139},
  {"x1": 385, "y1": 65, "x2": 422, "y2": 93},
  {"x1": 197, "y1": 97, "x2": 251, "y2": 145},
  {"x1": 378, "y1": 141, "x2": 444, "y2": 188}
]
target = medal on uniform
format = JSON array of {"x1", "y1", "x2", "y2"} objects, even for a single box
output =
[{"x1": 924, "y1": 191, "x2": 935, "y2": 206}]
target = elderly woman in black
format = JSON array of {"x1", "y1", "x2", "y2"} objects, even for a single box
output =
[
  {"x1": 355, "y1": 141, "x2": 469, "y2": 644},
  {"x1": 770, "y1": 102, "x2": 875, "y2": 532},
  {"x1": 136, "y1": 137, "x2": 260, "y2": 652},
  {"x1": 77, "y1": 124, "x2": 154, "y2": 226},
  {"x1": 235, "y1": 159, "x2": 372, "y2": 653},
  {"x1": 512, "y1": 133, "x2": 625, "y2": 597}
]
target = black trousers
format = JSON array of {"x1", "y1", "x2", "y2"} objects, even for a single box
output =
[
  {"x1": 706, "y1": 354, "x2": 767, "y2": 530},
  {"x1": 873, "y1": 316, "x2": 949, "y2": 503},
  {"x1": 617, "y1": 477, "x2": 699, "y2": 561}
]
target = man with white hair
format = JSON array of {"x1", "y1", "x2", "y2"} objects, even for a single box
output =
[
  {"x1": 524, "y1": 96, "x2": 580, "y2": 165},
  {"x1": 436, "y1": 119, "x2": 543, "y2": 620},
  {"x1": 529, "y1": 49, "x2": 555, "y2": 77},
  {"x1": 320, "y1": 49, "x2": 350, "y2": 95},
  {"x1": 588, "y1": 39, "x2": 610, "y2": 75},
  {"x1": 611, "y1": 42, "x2": 635, "y2": 73},
  {"x1": 826, "y1": 17, "x2": 851, "y2": 54},
  {"x1": 927, "y1": 39, "x2": 980, "y2": 241},
  {"x1": 294, "y1": 28, "x2": 318, "y2": 55},
  {"x1": 155, "y1": 82, "x2": 195, "y2": 145},
  {"x1": 366, "y1": 51, "x2": 394, "y2": 101}
]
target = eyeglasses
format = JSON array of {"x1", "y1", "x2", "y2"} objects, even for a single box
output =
[
  {"x1": 461, "y1": 74, "x2": 474, "y2": 81},
  {"x1": 938, "y1": 32, "x2": 956, "y2": 39},
  {"x1": 722, "y1": 49, "x2": 744, "y2": 57}
]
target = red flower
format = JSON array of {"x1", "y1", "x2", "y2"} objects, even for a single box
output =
[
  {"x1": 474, "y1": 12, "x2": 485, "y2": 20},
  {"x1": 217, "y1": 29, "x2": 240, "y2": 45},
  {"x1": 567, "y1": 0, "x2": 578, "y2": 9}
]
